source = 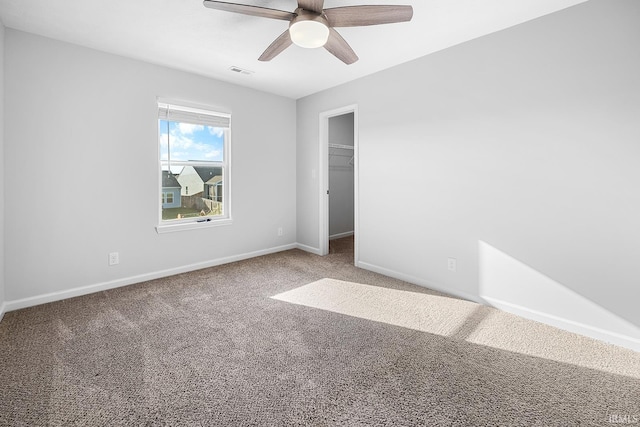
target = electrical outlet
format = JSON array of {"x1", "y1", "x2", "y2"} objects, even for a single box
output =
[
  {"x1": 277, "y1": 227, "x2": 283, "y2": 237},
  {"x1": 109, "y1": 252, "x2": 120, "y2": 266},
  {"x1": 447, "y1": 257, "x2": 457, "y2": 272}
]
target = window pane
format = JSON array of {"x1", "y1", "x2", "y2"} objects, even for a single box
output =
[
  {"x1": 161, "y1": 167, "x2": 224, "y2": 221},
  {"x1": 158, "y1": 101, "x2": 230, "y2": 227},
  {"x1": 159, "y1": 120, "x2": 225, "y2": 162}
]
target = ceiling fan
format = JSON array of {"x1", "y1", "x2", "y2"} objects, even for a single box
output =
[{"x1": 203, "y1": 0, "x2": 413, "y2": 64}]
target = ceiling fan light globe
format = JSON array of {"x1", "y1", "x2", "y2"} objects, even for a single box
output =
[{"x1": 289, "y1": 20, "x2": 329, "y2": 49}]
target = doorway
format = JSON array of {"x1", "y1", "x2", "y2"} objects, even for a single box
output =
[{"x1": 319, "y1": 105, "x2": 358, "y2": 263}]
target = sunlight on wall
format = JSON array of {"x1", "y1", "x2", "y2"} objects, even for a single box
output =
[
  {"x1": 478, "y1": 240, "x2": 640, "y2": 351},
  {"x1": 273, "y1": 278, "x2": 640, "y2": 379}
]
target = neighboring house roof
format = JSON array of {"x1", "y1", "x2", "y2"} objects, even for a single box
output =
[
  {"x1": 206, "y1": 176, "x2": 223, "y2": 185},
  {"x1": 162, "y1": 171, "x2": 181, "y2": 188},
  {"x1": 193, "y1": 166, "x2": 222, "y2": 183}
]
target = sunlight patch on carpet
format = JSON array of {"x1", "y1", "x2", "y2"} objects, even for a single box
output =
[
  {"x1": 271, "y1": 278, "x2": 478, "y2": 337},
  {"x1": 272, "y1": 278, "x2": 640, "y2": 379},
  {"x1": 464, "y1": 309, "x2": 640, "y2": 379}
]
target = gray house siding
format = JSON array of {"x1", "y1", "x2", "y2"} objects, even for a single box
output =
[{"x1": 162, "y1": 171, "x2": 182, "y2": 209}]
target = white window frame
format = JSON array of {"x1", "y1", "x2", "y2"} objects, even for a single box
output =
[{"x1": 156, "y1": 98, "x2": 232, "y2": 234}]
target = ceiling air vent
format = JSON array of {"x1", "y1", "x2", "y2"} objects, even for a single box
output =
[{"x1": 229, "y1": 66, "x2": 254, "y2": 75}]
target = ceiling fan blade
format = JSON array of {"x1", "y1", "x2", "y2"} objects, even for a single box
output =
[
  {"x1": 324, "y1": 28, "x2": 358, "y2": 65},
  {"x1": 258, "y1": 30, "x2": 293, "y2": 61},
  {"x1": 297, "y1": 0, "x2": 324, "y2": 14},
  {"x1": 203, "y1": 0, "x2": 295, "y2": 21},
  {"x1": 324, "y1": 5, "x2": 413, "y2": 27}
]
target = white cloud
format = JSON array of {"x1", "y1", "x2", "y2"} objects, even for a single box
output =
[
  {"x1": 180, "y1": 132, "x2": 220, "y2": 159},
  {"x1": 159, "y1": 125, "x2": 223, "y2": 162},
  {"x1": 160, "y1": 131, "x2": 193, "y2": 147},
  {"x1": 178, "y1": 123, "x2": 205, "y2": 134},
  {"x1": 209, "y1": 127, "x2": 224, "y2": 138}
]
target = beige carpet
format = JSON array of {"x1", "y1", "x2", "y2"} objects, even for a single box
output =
[
  {"x1": 1, "y1": 237, "x2": 639, "y2": 426},
  {"x1": 273, "y1": 278, "x2": 640, "y2": 379}
]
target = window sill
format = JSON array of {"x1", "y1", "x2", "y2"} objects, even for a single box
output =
[{"x1": 156, "y1": 218, "x2": 233, "y2": 234}]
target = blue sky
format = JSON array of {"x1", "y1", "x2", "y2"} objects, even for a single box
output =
[{"x1": 159, "y1": 120, "x2": 224, "y2": 164}]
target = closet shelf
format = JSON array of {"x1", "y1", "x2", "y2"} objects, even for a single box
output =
[{"x1": 329, "y1": 143, "x2": 354, "y2": 150}]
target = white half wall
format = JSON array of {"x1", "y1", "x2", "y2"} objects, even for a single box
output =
[
  {"x1": 296, "y1": 0, "x2": 640, "y2": 350},
  {"x1": 4, "y1": 30, "x2": 296, "y2": 304}
]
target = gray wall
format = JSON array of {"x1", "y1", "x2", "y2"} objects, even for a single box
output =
[
  {"x1": 4, "y1": 30, "x2": 297, "y2": 305},
  {"x1": 296, "y1": 0, "x2": 640, "y2": 349},
  {"x1": 0, "y1": 21, "x2": 5, "y2": 319},
  {"x1": 3, "y1": 0, "x2": 639, "y2": 350},
  {"x1": 328, "y1": 113, "x2": 354, "y2": 238}
]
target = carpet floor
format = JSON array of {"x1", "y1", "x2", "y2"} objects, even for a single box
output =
[{"x1": 1, "y1": 237, "x2": 639, "y2": 426}]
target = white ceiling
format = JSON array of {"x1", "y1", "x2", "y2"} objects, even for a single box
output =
[{"x1": 0, "y1": 0, "x2": 587, "y2": 99}]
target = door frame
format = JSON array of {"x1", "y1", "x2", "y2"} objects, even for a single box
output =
[{"x1": 318, "y1": 104, "x2": 359, "y2": 262}]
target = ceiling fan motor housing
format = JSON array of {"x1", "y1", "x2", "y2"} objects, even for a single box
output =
[{"x1": 289, "y1": 8, "x2": 330, "y2": 48}]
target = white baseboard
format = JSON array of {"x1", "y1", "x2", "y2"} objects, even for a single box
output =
[
  {"x1": 483, "y1": 296, "x2": 640, "y2": 353},
  {"x1": 356, "y1": 261, "x2": 482, "y2": 304},
  {"x1": 329, "y1": 231, "x2": 354, "y2": 240},
  {"x1": 357, "y1": 261, "x2": 640, "y2": 353},
  {"x1": 4, "y1": 243, "x2": 297, "y2": 313},
  {"x1": 295, "y1": 243, "x2": 322, "y2": 255},
  {"x1": 7, "y1": 245, "x2": 637, "y2": 353}
]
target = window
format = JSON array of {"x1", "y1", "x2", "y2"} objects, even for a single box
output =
[{"x1": 157, "y1": 100, "x2": 231, "y2": 232}]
